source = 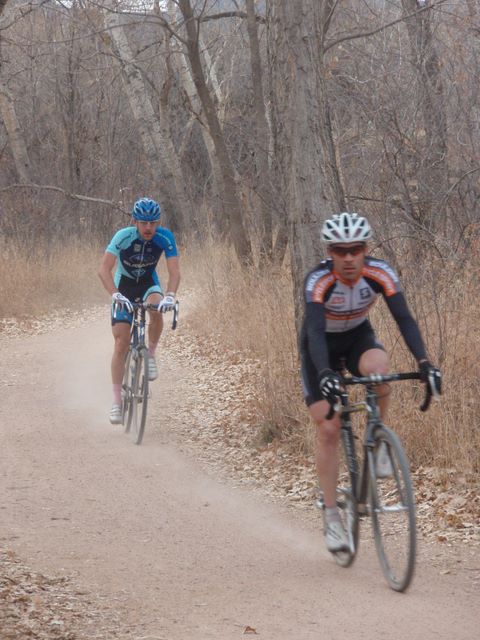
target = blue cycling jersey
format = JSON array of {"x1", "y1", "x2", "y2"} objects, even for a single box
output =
[{"x1": 106, "y1": 226, "x2": 178, "y2": 287}]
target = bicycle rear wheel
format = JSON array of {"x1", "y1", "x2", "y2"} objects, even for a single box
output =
[
  {"x1": 127, "y1": 348, "x2": 149, "y2": 445},
  {"x1": 369, "y1": 425, "x2": 416, "y2": 591}
]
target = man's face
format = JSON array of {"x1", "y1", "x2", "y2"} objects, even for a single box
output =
[
  {"x1": 135, "y1": 219, "x2": 159, "y2": 241},
  {"x1": 328, "y1": 243, "x2": 366, "y2": 281}
]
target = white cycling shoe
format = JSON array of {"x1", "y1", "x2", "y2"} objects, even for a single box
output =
[
  {"x1": 325, "y1": 520, "x2": 349, "y2": 552},
  {"x1": 375, "y1": 441, "x2": 393, "y2": 478},
  {"x1": 147, "y1": 356, "x2": 158, "y2": 381},
  {"x1": 109, "y1": 404, "x2": 122, "y2": 425}
]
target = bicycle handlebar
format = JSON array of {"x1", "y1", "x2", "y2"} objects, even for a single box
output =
[
  {"x1": 325, "y1": 371, "x2": 433, "y2": 419},
  {"x1": 130, "y1": 300, "x2": 180, "y2": 330}
]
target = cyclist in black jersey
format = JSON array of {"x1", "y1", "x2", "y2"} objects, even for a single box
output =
[{"x1": 300, "y1": 212, "x2": 441, "y2": 553}]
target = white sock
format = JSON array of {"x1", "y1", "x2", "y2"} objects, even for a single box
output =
[
  {"x1": 113, "y1": 384, "x2": 122, "y2": 405},
  {"x1": 325, "y1": 506, "x2": 342, "y2": 524}
]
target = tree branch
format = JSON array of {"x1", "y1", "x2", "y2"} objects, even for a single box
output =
[
  {"x1": 324, "y1": 0, "x2": 447, "y2": 52},
  {"x1": 0, "y1": 184, "x2": 128, "y2": 215},
  {"x1": 199, "y1": 11, "x2": 266, "y2": 25}
]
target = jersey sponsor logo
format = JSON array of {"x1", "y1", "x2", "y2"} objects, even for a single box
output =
[
  {"x1": 329, "y1": 296, "x2": 345, "y2": 306},
  {"x1": 133, "y1": 243, "x2": 142, "y2": 252},
  {"x1": 366, "y1": 259, "x2": 399, "y2": 283},
  {"x1": 128, "y1": 253, "x2": 156, "y2": 265},
  {"x1": 360, "y1": 287, "x2": 371, "y2": 300},
  {"x1": 325, "y1": 299, "x2": 375, "y2": 321},
  {"x1": 305, "y1": 269, "x2": 330, "y2": 292},
  {"x1": 312, "y1": 274, "x2": 336, "y2": 303},
  {"x1": 363, "y1": 266, "x2": 397, "y2": 296}
]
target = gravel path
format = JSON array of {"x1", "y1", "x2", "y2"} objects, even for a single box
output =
[{"x1": 1, "y1": 308, "x2": 478, "y2": 639}]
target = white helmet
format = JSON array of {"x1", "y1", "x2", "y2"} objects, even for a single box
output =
[{"x1": 321, "y1": 212, "x2": 372, "y2": 244}]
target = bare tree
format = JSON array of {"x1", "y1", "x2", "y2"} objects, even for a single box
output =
[
  {"x1": 0, "y1": 2, "x2": 35, "y2": 182},
  {"x1": 245, "y1": 0, "x2": 276, "y2": 266},
  {"x1": 103, "y1": 9, "x2": 188, "y2": 234},
  {"x1": 268, "y1": 0, "x2": 345, "y2": 309},
  {"x1": 401, "y1": 0, "x2": 449, "y2": 232},
  {"x1": 177, "y1": 0, "x2": 253, "y2": 264}
]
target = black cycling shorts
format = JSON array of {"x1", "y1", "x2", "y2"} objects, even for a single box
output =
[
  {"x1": 300, "y1": 320, "x2": 385, "y2": 406},
  {"x1": 111, "y1": 276, "x2": 162, "y2": 326}
]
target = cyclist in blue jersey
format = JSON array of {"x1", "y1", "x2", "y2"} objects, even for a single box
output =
[
  {"x1": 98, "y1": 197, "x2": 180, "y2": 424},
  {"x1": 300, "y1": 212, "x2": 441, "y2": 553}
]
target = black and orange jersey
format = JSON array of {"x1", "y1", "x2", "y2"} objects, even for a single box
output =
[{"x1": 301, "y1": 256, "x2": 427, "y2": 374}]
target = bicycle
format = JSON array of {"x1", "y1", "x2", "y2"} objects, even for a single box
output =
[
  {"x1": 120, "y1": 301, "x2": 179, "y2": 445},
  {"x1": 316, "y1": 370, "x2": 434, "y2": 592}
]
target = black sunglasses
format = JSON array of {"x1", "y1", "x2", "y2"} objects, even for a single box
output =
[{"x1": 329, "y1": 244, "x2": 366, "y2": 257}]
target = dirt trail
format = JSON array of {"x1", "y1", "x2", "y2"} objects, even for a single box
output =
[{"x1": 1, "y1": 314, "x2": 478, "y2": 639}]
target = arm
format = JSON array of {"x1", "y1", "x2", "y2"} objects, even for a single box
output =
[
  {"x1": 98, "y1": 252, "x2": 118, "y2": 296},
  {"x1": 164, "y1": 256, "x2": 181, "y2": 296},
  {"x1": 384, "y1": 292, "x2": 428, "y2": 363},
  {"x1": 304, "y1": 302, "x2": 330, "y2": 375}
]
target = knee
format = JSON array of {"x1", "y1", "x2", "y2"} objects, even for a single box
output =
[
  {"x1": 360, "y1": 350, "x2": 389, "y2": 376},
  {"x1": 316, "y1": 420, "x2": 341, "y2": 448},
  {"x1": 149, "y1": 311, "x2": 163, "y2": 327},
  {"x1": 113, "y1": 334, "x2": 130, "y2": 355}
]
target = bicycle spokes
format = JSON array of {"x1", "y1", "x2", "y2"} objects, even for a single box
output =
[{"x1": 370, "y1": 430, "x2": 416, "y2": 592}]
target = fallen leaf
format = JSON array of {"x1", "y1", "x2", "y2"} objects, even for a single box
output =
[{"x1": 244, "y1": 625, "x2": 258, "y2": 634}]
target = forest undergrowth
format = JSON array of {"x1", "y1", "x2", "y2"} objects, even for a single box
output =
[
  {"x1": 1, "y1": 237, "x2": 479, "y2": 478},
  {"x1": 1, "y1": 235, "x2": 479, "y2": 548}
]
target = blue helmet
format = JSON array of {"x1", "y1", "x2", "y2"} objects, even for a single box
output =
[{"x1": 132, "y1": 198, "x2": 161, "y2": 222}]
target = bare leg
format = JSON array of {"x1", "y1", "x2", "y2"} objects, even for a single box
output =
[
  {"x1": 111, "y1": 322, "x2": 131, "y2": 385},
  {"x1": 309, "y1": 400, "x2": 342, "y2": 508},
  {"x1": 145, "y1": 293, "x2": 163, "y2": 355}
]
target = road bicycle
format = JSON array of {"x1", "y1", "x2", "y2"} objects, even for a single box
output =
[
  {"x1": 316, "y1": 371, "x2": 434, "y2": 592},
  {"x1": 121, "y1": 301, "x2": 179, "y2": 445}
]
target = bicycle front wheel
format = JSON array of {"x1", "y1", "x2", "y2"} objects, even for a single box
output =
[
  {"x1": 121, "y1": 348, "x2": 133, "y2": 428},
  {"x1": 369, "y1": 425, "x2": 416, "y2": 592},
  {"x1": 127, "y1": 348, "x2": 149, "y2": 445},
  {"x1": 333, "y1": 425, "x2": 360, "y2": 568}
]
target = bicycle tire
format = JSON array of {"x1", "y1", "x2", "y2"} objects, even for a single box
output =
[
  {"x1": 121, "y1": 348, "x2": 133, "y2": 429},
  {"x1": 333, "y1": 427, "x2": 360, "y2": 568},
  {"x1": 369, "y1": 425, "x2": 416, "y2": 592},
  {"x1": 127, "y1": 347, "x2": 149, "y2": 445}
]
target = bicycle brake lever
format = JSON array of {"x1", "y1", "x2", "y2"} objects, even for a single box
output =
[
  {"x1": 171, "y1": 301, "x2": 179, "y2": 330},
  {"x1": 419, "y1": 387, "x2": 432, "y2": 412},
  {"x1": 326, "y1": 400, "x2": 341, "y2": 420}
]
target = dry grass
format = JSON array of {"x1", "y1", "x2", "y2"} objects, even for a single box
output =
[
  {"x1": 178, "y1": 240, "x2": 309, "y2": 449},
  {"x1": 1, "y1": 236, "x2": 478, "y2": 476},
  {"x1": 181, "y1": 241, "x2": 480, "y2": 477},
  {"x1": 0, "y1": 242, "x2": 107, "y2": 318}
]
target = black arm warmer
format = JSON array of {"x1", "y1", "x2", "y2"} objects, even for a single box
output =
[
  {"x1": 385, "y1": 292, "x2": 427, "y2": 362},
  {"x1": 304, "y1": 302, "x2": 330, "y2": 373}
]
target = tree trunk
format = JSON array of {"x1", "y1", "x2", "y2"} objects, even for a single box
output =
[
  {"x1": 268, "y1": 0, "x2": 344, "y2": 317},
  {"x1": 401, "y1": 0, "x2": 449, "y2": 233},
  {"x1": 178, "y1": 0, "x2": 253, "y2": 265},
  {"x1": 0, "y1": 82, "x2": 34, "y2": 183},
  {"x1": 0, "y1": 0, "x2": 34, "y2": 184},
  {"x1": 103, "y1": 12, "x2": 188, "y2": 235},
  {"x1": 246, "y1": 0, "x2": 275, "y2": 266},
  {"x1": 168, "y1": 19, "x2": 226, "y2": 237}
]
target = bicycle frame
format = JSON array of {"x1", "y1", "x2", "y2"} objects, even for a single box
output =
[
  {"x1": 339, "y1": 372, "x2": 421, "y2": 505},
  {"x1": 321, "y1": 371, "x2": 429, "y2": 590},
  {"x1": 129, "y1": 305, "x2": 148, "y2": 351},
  {"x1": 129, "y1": 300, "x2": 180, "y2": 349},
  {"x1": 120, "y1": 300, "x2": 179, "y2": 445}
]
